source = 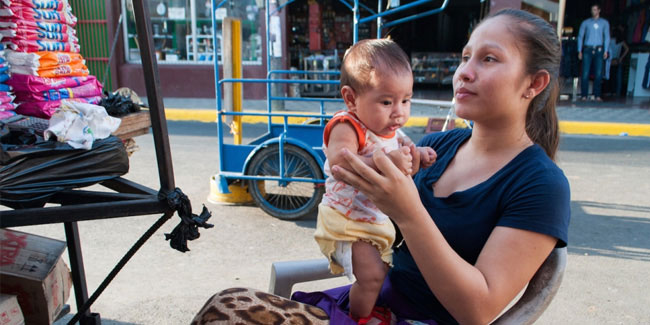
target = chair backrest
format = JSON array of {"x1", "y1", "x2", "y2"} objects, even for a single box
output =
[
  {"x1": 492, "y1": 246, "x2": 567, "y2": 324},
  {"x1": 269, "y1": 247, "x2": 567, "y2": 324}
]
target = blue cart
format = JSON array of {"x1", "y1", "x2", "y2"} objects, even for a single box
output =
[{"x1": 211, "y1": 0, "x2": 450, "y2": 220}]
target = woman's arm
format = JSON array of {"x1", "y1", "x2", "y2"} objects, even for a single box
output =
[
  {"x1": 331, "y1": 148, "x2": 557, "y2": 324},
  {"x1": 619, "y1": 41, "x2": 629, "y2": 61}
]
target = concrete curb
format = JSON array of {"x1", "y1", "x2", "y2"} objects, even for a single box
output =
[{"x1": 164, "y1": 108, "x2": 650, "y2": 137}]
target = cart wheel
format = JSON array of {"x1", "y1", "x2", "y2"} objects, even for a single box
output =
[{"x1": 247, "y1": 144, "x2": 324, "y2": 220}]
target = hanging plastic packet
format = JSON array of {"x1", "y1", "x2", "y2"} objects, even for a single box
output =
[
  {"x1": 0, "y1": 6, "x2": 77, "y2": 26},
  {"x1": 16, "y1": 95, "x2": 102, "y2": 119},
  {"x1": 0, "y1": 102, "x2": 16, "y2": 111},
  {"x1": 10, "y1": 0, "x2": 69, "y2": 11},
  {"x1": 0, "y1": 20, "x2": 74, "y2": 34},
  {"x1": 3, "y1": 38, "x2": 80, "y2": 53},
  {"x1": 0, "y1": 27, "x2": 78, "y2": 43},
  {"x1": 7, "y1": 74, "x2": 99, "y2": 92},
  {"x1": 15, "y1": 81, "x2": 102, "y2": 102},
  {"x1": 10, "y1": 60, "x2": 88, "y2": 77},
  {"x1": 0, "y1": 93, "x2": 14, "y2": 104},
  {"x1": 6, "y1": 51, "x2": 84, "y2": 69},
  {"x1": 0, "y1": 110, "x2": 16, "y2": 120}
]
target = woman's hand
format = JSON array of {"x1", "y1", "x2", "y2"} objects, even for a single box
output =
[
  {"x1": 331, "y1": 148, "x2": 426, "y2": 224},
  {"x1": 386, "y1": 146, "x2": 413, "y2": 176}
]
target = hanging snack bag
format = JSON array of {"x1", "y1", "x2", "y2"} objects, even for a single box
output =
[
  {"x1": 0, "y1": 7, "x2": 77, "y2": 27},
  {"x1": 16, "y1": 95, "x2": 102, "y2": 119},
  {"x1": 7, "y1": 74, "x2": 100, "y2": 93},
  {"x1": 15, "y1": 81, "x2": 103, "y2": 102},
  {"x1": 0, "y1": 20, "x2": 74, "y2": 34},
  {"x1": 6, "y1": 51, "x2": 83, "y2": 69}
]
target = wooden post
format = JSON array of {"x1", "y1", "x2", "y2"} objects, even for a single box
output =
[{"x1": 223, "y1": 17, "x2": 243, "y2": 145}]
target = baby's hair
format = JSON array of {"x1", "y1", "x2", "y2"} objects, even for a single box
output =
[{"x1": 340, "y1": 38, "x2": 411, "y2": 93}]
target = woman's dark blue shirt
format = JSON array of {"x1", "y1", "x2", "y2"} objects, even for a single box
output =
[{"x1": 388, "y1": 128, "x2": 571, "y2": 324}]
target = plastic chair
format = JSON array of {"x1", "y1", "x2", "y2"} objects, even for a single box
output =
[{"x1": 269, "y1": 247, "x2": 567, "y2": 325}]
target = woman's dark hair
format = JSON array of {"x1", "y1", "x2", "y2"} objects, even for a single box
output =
[{"x1": 490, "y1": 9, "x2": 561, "y2": 160}]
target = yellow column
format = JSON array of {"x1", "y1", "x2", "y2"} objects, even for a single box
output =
[
  {"x1": 232, "y1": 19, "x2": 242, "y2": 145},
  {"x1": 223, "y1": 17, "x2": 243, "y2": 145}
]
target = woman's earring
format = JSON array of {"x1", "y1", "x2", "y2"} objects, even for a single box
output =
[{"x1": 524, "y1": 91, "x2": 533, "y2": 99}]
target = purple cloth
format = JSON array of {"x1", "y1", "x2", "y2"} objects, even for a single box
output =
[{"x1": 292, "y1": 277, "x2": 438, "y2": 324}]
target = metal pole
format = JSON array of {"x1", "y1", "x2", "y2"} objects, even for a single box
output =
[
  {"x1": 132, "y1": 0, "x2": 175, "y2": 192},
  {"x1": 557, "y1": 0, "x2": 566, "y2": 38},
  {"x1": 212, "y1": 0, "x2": 227, "y2": 173},
  {"x1": 191, "y1": 0, "x2": 198, "y2": 61},
  {"x1": 377, "y1": 0, "x2": 383, "y2": 38},
  {"x1": 266, "y1": 0, "x2": 273, "y2": 130},
  {"x1": 65, "y1": 221, "x2": 99, "y2": 324},
  {"x1": 269, "y1": 0, "x2": 285, "y2": 111},
  {"x1": 353, "y1": 0, "x2": 359, "y2": 42}
]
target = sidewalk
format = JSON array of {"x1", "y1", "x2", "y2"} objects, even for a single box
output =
[{"x1": 156, "y1": 95, "x2": 650, "y2": 137}]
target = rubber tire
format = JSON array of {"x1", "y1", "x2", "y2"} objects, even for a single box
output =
[{"x1": 247, "y1": 144, "x2": 324, "y2": 220}]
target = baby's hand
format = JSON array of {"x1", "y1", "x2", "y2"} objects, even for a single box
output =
[
  {"x1": 418, "y1": 146, "x2": 437, "y2": 169},
  {"x1": 387, "y1": 146, "x2": 413, "y2": 175}
]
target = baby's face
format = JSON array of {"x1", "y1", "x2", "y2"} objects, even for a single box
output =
[{"x1": 351, "y1": 71, "x2": 413, "y2": 136}]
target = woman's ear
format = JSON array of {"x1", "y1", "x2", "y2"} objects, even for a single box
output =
[
  {"x1": 341, "y1": 85, "x2": 358, "y2": 112},
  {"x1": 526, "y1": 70, "x2": 551, "y2": 99}
]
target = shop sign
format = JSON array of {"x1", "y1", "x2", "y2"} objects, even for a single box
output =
[{"x1": 168, "y1": 7, "x2": 186, "y2": 19}]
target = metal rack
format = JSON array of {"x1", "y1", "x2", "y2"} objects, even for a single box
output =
[{"x1": 1, "y1": 1, "x2": 179, "y2": 323}]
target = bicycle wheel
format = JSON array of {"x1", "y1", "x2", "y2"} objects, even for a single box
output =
[{"x1": 247, "y1": 144, "x2": 324, "y2": 220}]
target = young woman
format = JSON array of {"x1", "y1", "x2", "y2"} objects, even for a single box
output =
[
  {"x1": 326, "y1": 8, "x2": 571, "y2": 324},
  {"x1": 192, "y1": 9, "x2": 571, "y2": 325}
]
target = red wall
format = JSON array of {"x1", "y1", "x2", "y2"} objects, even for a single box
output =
[
  {"x1": 116, "y1": 63, "x2": 267, "y2": 99},
  {"x1": 108, "y1": 1, "x2": 272, "y2": 99}
]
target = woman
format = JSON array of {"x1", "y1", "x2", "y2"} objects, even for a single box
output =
[
  {"x1": 191, "y1": 9, "x2": 571, "y2": 325},
  {"x1": 605, "y1": 26, "x2": 629, "y2": 97}
]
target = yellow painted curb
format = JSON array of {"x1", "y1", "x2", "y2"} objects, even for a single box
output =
[
  {"x1": 166, "y1": 108, "x2": 217, "y2": 122},
  {"x1": 559, "y1": 121, "x2": 650, "y2": 137},
  {"x1": 165, "y1": 108, "x2": 650, "y2": 137}
]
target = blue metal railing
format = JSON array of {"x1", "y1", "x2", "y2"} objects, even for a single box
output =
[{"x1": 211, "y1": 0, "x2": 450, "y2": 183}]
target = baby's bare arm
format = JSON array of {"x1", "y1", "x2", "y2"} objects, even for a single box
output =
[{"x1": 326, "y1": 123, "x2": 376, "y2": 173}]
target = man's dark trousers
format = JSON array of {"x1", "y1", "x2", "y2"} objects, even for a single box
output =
[{"x1": 581, "y1": 45, "x2": 604, "y2": 98}]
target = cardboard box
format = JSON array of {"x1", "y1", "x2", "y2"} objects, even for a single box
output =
[
  {"x1": 0, "y1": 294, "x2": 24, "y2": 325},
  {"x1": 0, "y1": 229, "x2": 72, "y2": 325}
]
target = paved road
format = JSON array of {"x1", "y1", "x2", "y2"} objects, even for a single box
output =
[{"x1": 13, "y1": 120, "x2": 647, "y2": 324}]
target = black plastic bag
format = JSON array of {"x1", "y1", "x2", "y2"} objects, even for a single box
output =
[
  {"x1": 1, "y1": 125, "x2": 129, "y2": 209},
  {"x1": 99, "y1": 91, "x2": 142, "y2": 117}
]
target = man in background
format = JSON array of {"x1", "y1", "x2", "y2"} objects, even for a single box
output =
[{"x1": 578, "y1": 3, "x2": 610, "y2": 101}]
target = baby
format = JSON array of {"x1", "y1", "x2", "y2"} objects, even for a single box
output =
[{"x1": 314, "y1": 38, "x2": 436, "y2": 322}]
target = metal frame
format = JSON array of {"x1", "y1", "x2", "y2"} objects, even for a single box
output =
[
  {"x1": 212, "y1": 0, "x2": 450, "y2": 199},
  {"x1": 1, "y1": 1, "x2": 176, "y2": 323}
]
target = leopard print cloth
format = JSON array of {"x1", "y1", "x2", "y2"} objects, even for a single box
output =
[{"x1": 191, "y1": 287, "x2": 330, "y2": 324}]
